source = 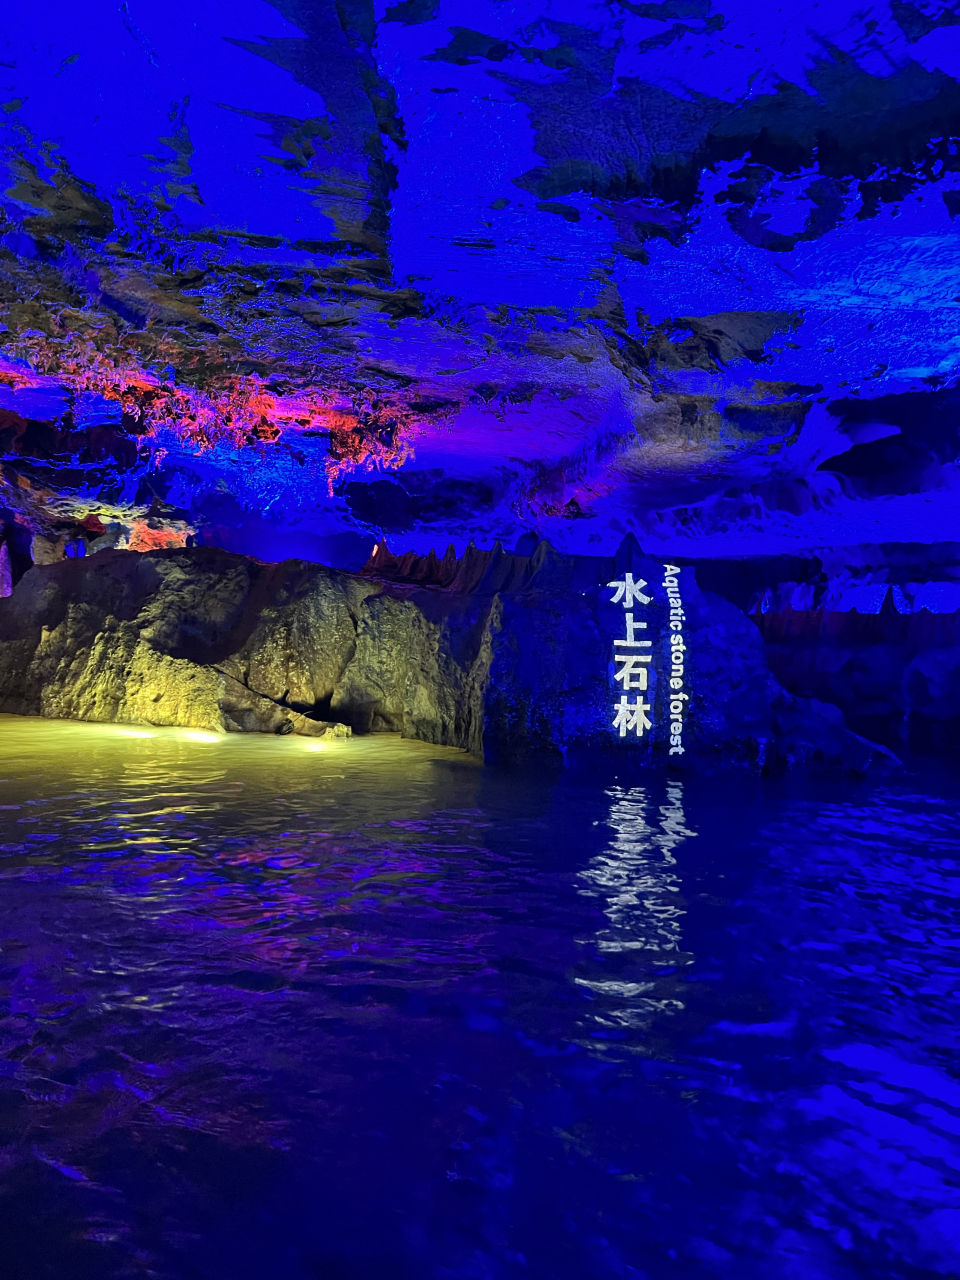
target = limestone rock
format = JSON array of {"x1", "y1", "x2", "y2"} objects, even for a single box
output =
[
  {"x1": 0, "y1": 543, "x2": 896, "y2": 773},
  {"x1": 706, "y1": 545, "x2": 960, "y2": 749}
]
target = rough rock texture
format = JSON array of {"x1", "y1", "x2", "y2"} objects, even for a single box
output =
[
  {"x1": 1, "y1": 6, "x2": 960, "y2": 572},
  {"x1": 758, "y1": 605, "x2": 960, "y2": 751},
  {"x1": 687, "y1": 544, "x2": 960, "y2": 749},
  {"x1": 0, "y1": 543, "x2": 896, "y2": 773},
  {"x1": 0, "y1": 546, "x2": 491, "y2": 745}
]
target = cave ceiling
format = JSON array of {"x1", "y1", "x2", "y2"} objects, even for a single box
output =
[{"x1": 0, "y1": 0, "x2": 959, "y2": 567}]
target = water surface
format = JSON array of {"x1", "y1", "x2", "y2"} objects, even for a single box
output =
[{"x1": 0, "y1": 715, "x2": 957, "y2": 1279}]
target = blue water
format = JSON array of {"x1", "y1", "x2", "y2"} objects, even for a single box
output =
[{"x1": 0, "y1": 718, "x2": 957, "y2": 1279}]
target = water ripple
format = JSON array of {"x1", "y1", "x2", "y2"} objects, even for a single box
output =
[{"x1": 0, "y1": 716, "x2": 957, "y2": 1279}]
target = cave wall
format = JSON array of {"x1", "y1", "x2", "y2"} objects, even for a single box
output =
[
  {"x1": 0, "y1": 3, "x2": 957, "y2": 767},
  {"x1": 0, "y1": 542, "x2": 899, "y2": 773},
  {"x1": 0, "y1": 546, "x2": 492, "y2": 746},
  {"x1": 681, "y1": 541, "x2": 960, "y2": 749}
]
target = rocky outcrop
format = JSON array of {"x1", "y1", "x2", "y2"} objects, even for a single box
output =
[
  {"x1": 756, "y1": 604, "x2": 960, "y2": 750},
  {"x1": 687, "y1": 545, "x2": 960, "y2": 749},
  {"x1": 0, "y1": 546, "x2": 492, "y2": 746},
  {"x1": 0, "y1": 540, "x2": 897, "y2": 773}
]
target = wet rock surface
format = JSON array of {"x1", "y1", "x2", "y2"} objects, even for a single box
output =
[
  {"x1": 687, "y1": 543, "x2": 960, "y2": 750},
  {"x1": 0, "y1": 542, "x2": 896, "y2": 773}
]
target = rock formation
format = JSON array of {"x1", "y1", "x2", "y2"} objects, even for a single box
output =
[
  {"x1": 0, "y1": 6, "x2": 958, "y2": 577},
  {"x1": 0, "y1": 8, "x2": 957, "y2": 775},
  {"x1": 0, "y1": 540, "x2": 897, "y2": 773},
  {"x1": 689, "y1": 544, "x2": 960, "y2": 752}
]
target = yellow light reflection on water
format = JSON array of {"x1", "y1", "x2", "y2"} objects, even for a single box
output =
[{"x1": 0, "y1": 714, "x2": 475, "y2": 791}]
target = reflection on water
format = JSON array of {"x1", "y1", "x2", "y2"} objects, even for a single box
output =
[
  {"x1": 0, "y1": 715, "x2": 958, "y2": 1279},
  {"x1": 576, "y1": 785, "x2": 696, "y2": 1034}
]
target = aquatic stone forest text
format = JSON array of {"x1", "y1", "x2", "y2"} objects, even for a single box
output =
[{"x1": 608, "y1": 564, "x2": 687, "y2": 753}]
